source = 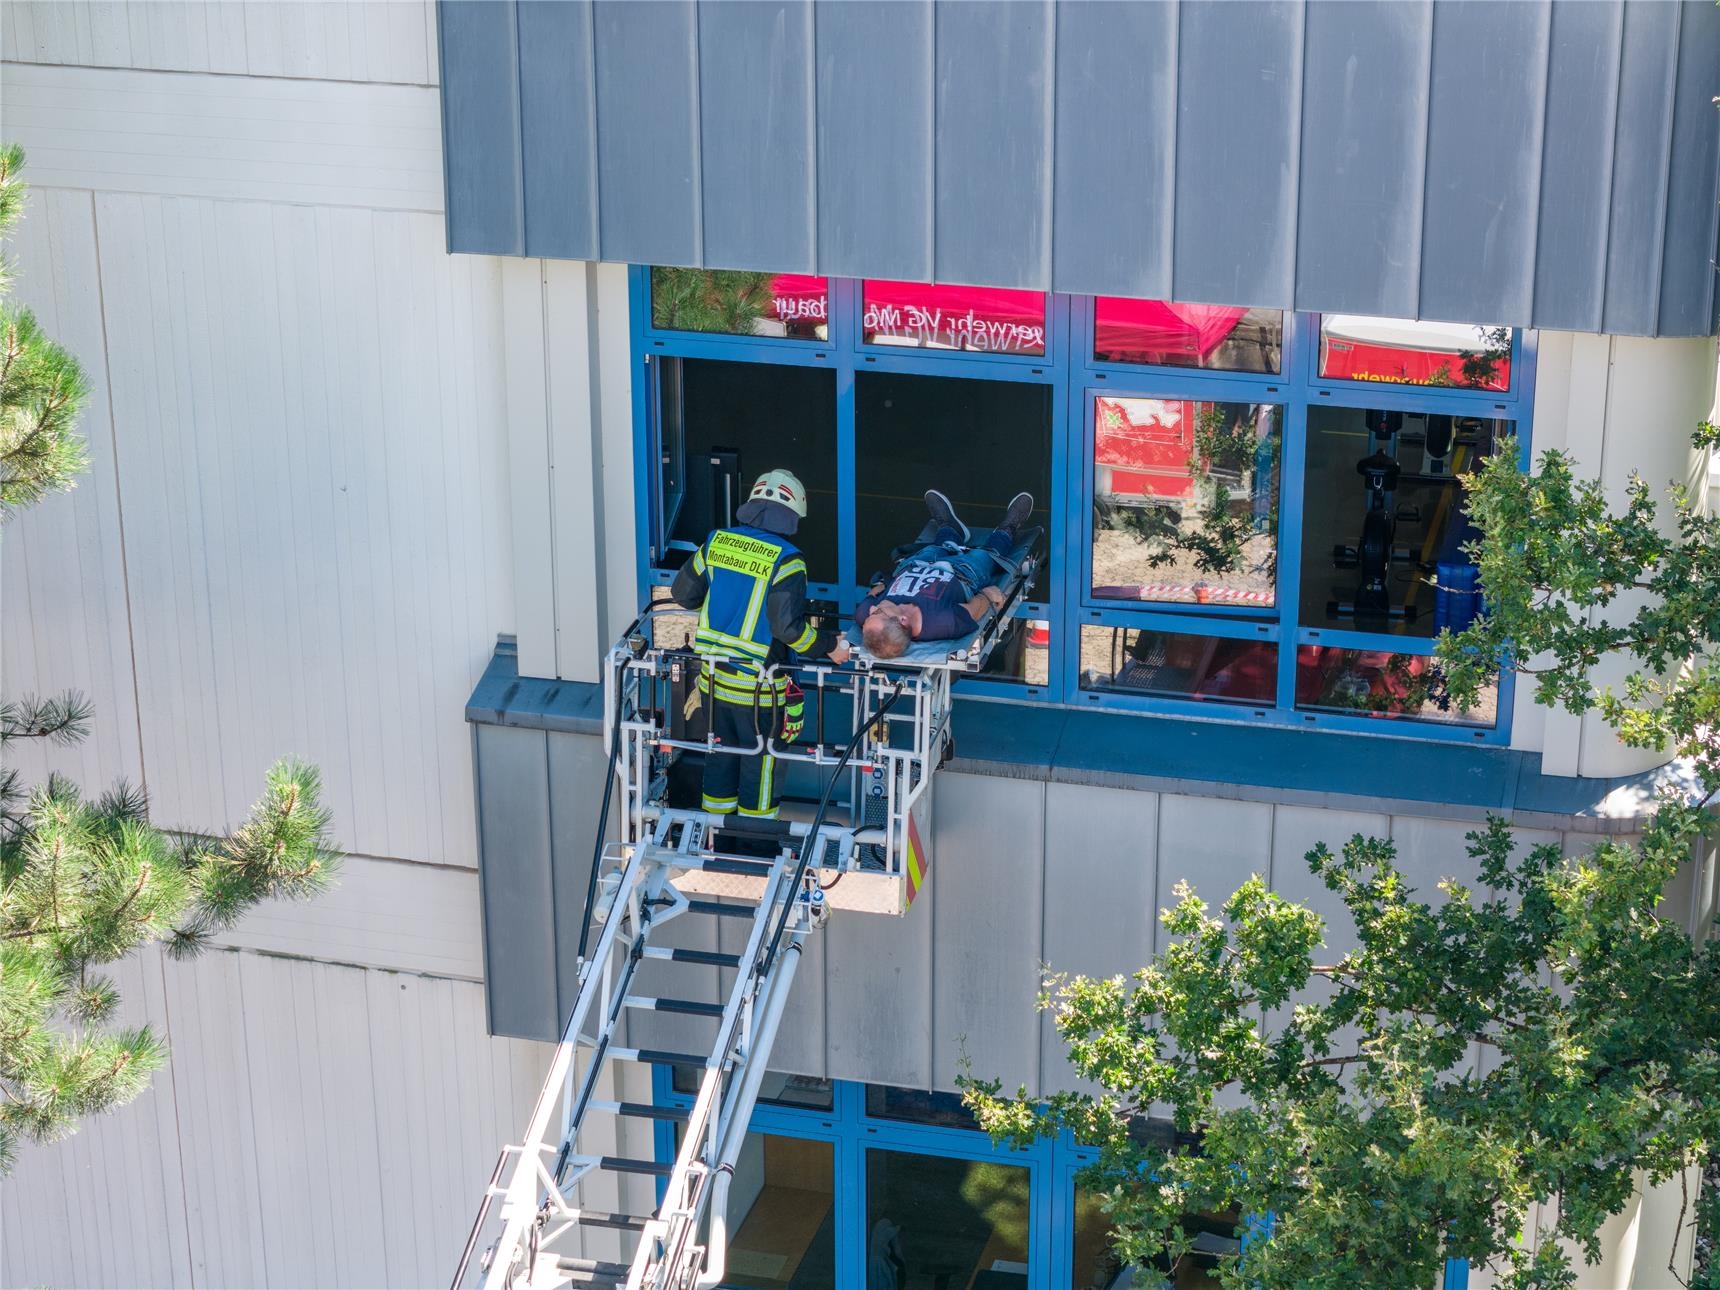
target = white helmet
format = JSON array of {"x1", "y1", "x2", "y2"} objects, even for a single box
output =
[{"x1": 748, "y1": 468, "x2": 807, "y2": 518}]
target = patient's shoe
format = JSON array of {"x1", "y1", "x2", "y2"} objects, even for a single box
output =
[
  {"x1": 923, "y1": 489, "x2": 970, "y2": 545},
  {"x1": 996, "y1": 492, "x2": 1034, "y2": 541}
]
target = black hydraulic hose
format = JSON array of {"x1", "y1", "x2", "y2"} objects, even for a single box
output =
[
  {"x1": 756, "y1": 677, "x2": 905, "y2": 979},
  {"x1": 577, "y1": 672, "x2": 632, "y2": 961}
]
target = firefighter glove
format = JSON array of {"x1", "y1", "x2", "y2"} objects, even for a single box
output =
[{"x1": 780, "y1": 681, "x2": 806, "y2": 744}]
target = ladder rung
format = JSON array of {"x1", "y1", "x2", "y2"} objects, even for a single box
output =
[
  {"x1": 605, "y1": 1100, "x2": 690, "y2": 1122},
  {"x1": 618, "y1": 1047, "x2": 710, "y2": 1068},
  {"x1": 644, "y1": 947, "x2": 741, "y2": 968},
  {"x1": 687, "y1": 899, "x2": 755, "y2": 918},
  {"x1": 702, "y1": 856, "x2": 777, "y2": 877},
  {"x1": 600, "y1": 1155, "x2": 673, "y2": 1177},
  {"x1": 624, "y1": 995, "x2": 724, "y2": 1018},
  {"x1": 557, "y1": 1256, "x2": 631, "y2": 1284},
  {"x1": 578, "y1": 1212, "x2": 648, "y2": 1232}
]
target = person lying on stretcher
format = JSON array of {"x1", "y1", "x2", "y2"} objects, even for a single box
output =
[{"x1": 854, "y1": 489, "x2": 1034, "y2": 660}]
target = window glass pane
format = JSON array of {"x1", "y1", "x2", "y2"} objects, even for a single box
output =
[
  {"x1": 651, "y1": 267, "x2": 829, "y2": 340},
  {"x1": 867, "y1": 1148, "x2": 1030, "y2": 1289},
  {"x1": 1093, "y1": 398, "x2": 1279, "y2": 606},
  {"x1": 862, "y1": 280, "x2": 1047, "y2": 355},
  {"x1": 855, "y1": 372, "x2": 1054, "y2": 589},
  {"x1": 1094, "y1": 299, "x2": 1282, "y2": 374},
  {"x1": 654, "y1": 357, "x2": 839, "y2": 580},
  {"x1": 1074, "y1": 1185, "x2": 1238, "y2": 1289},
  {"x1": 757, "y1": 1072, "x2": 835, "y2": 1111},
  {"x1": 1318, "y1": 315, "x2": 1512, "y2": 391},
  {"x1": 1299, "y1": 407, "x2": 1506, "y2": 638},
  {"x1": 716, "y1": 1132, "x2": 836, "y2": 1289},
  {"x1": 1295, "y1": 645, "x2": 1497, "y2": 726},
  {"x1": 968, "y1": 617, "x2": 1051, "y2": 688},
  {"x1": 864, "y1": 1085, "x2": 980, "y2": 1131},
  {"x1": 1080, "y1": 626, "x2": 1277, "y2": 706}
]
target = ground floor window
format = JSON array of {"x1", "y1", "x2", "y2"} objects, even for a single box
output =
[
  {"x1": 635, "y1": 269, "x2": 1532, "y2": 743},
  {"x1": 656, "y1": 1071, "x2": 1470, "y2": 1289}
]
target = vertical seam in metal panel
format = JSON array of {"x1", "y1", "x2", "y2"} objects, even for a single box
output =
[
  {"x1": 1596, "y1": 2, "x2": 1626, "y2": 333},
  {"x1": 509, "y1": 0, "x2": 525, "y2": 256},
  {"x1": 1413, "y1": 0, "x2": 1439, "y2": 322},
  {"x1": 1521, "y1": 0, "x2": 1554, "y2": 327},
  {"x1": 1286, "y1": 0, "x2": 1309, "y2": 312},
  {"x1": 806, "y1": 0, "x2": 818, "y2": 271},
  {"x1": 1651, "y1": 0, "x2": 1687, "y2": 335},
  {"x1": 927, "y1": 0, "x2": 938, "y2": 280},
  {"x1": 435, "y1": 0, "x2": 452, "y2": 251},
  {"x1": 691, "y1": 0, "x2": 706, "y2": 265},
  {"x1": 1167, "y1": 0, "x2": 1183, "y2": 301},
  {"x1": 540, "y1": 265, "x2": 561, "y2": 675},
  {"x1": 87, "y1": 191, "x2": 151, "y2": 804},
  {"x1": 543, "y1": 730, "x2": 560, "y2": 1032},
  {"x1": 153, "y1": 946, "x2": 199, "y2": 1288},
  {"x1": 585, "y1": 0, "x2": 601, "y2": 260},
  {"x1": 1040, "y1": 0, "x2": 1055, "y2": 291}
]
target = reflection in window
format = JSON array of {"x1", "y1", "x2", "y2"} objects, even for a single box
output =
[
  {"x1": 1080, "y1": 627, "x2": 1277, "y2": 706},
  {"x1": 1074, "y1": 1185, "x2": 1239, "y2": 1289},
  {"x1": 972, "y1": 618, "x2": 1051, "y2": 688},
  {"x1": 1094, "y1": 298, "x2": 1283, "y2": 374},
  {"x1": 867, "y1": 1149, "x2": 1030, "y2": 1290},
  {"x1": 651, "y1": 267, "x2": 829, "y2": 340},
  {"x1": 1295, "y1": 645, "x2": 1496, "y2": 726},
  {"x1": 1299, "y1": 407, "x2": 1506, "y2": 638},
  {"x1": 862, "y1": 280, "x2": 1047, "y2": 355},
  {"x1": 757, "y1": 1072, "x2": 835, "y2": 1111},
  {"x1": 1092, "y1": 398, "x2": 1279, "y2": 606},
  {"x1": 1318, "y1": 315, "x2": 1512, "y2": 391},
  {"x1": 864, "y1": 1084, "x2": 981, "y2": 1131}
]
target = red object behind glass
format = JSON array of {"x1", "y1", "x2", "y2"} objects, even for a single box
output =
[
  {"x1": 1094, "y1": 397, "x2": 1199, "y2": 503},
  {"x1": 1094, "y1": 297, "x2": 1248, "y2": 363}
]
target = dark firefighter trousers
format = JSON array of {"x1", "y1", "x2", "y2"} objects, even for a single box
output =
[{"x1": 701, "y1": 693, "x2": 787, "y2": 819}]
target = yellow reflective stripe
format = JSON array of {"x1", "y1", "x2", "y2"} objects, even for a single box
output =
[
  {"x1": 702, "y1": 794, "x2": 737, "y2": 814},
  {"x1": 694, "y1": 627, "x2": 768, "y2": 658},
  {"x1": 736, "y1": 565, "x2": 771, "y2": 643},
  {"x1": 788, "y1": 623, "x2": 817, "y2": 653},
  {"x1": 773, "y1": 557, "x2": 807, "y2": 584},
  {"x1": 691, "y1": 546, "x2": 706, "y2": 574}
]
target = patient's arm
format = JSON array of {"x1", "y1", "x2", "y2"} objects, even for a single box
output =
[{"x1": 964, "y1": 585, "x2": 1004, "y2": 620}]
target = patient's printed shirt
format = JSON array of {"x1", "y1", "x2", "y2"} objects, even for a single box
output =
[{"x1": 855, "y1": 558, "x2": 976, "y2": 641}]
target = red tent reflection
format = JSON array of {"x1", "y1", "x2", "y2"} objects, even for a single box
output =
[{"x1": 1094, "y1": 298, "x2": 1248, "y2": 364}]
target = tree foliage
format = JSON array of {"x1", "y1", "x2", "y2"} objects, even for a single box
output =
[
  {"x1": 649, "y1": 266, "x2": 774, "y2": 336},
  {"x1": 966, "y1": 426, "x2": 1720, "y2": 1287},
  {"x1": 0, "y1": 147, "x2": 340, "y2": 1173}
]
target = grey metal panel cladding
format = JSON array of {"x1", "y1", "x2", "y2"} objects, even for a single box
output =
[
  {"x1": 519, "y1": 0, "x2": 599, "y2": 261},
  {"x1": 594, "y1": 0, "x2": 701, "y2": 266},
  {"x1": 815, "y1": 0, "x2": 934, "y2": 281},
  {"x1": 1657, "y1": 1, "x2": 1720, "y2": 336},
  {"x1": 441, "y1": 0, "x2": 1720, "y2": 337},
  {"x1": 933, "y1": 0, "x2": 1054, "y2": 288},
  {"x1": 547, "y1": 732, "x2": 612, "y2": 1027},
  {"x1": 1533, "y1": 0, "x2": 1624, "y2": 333},
  {"x1": 1050, "y1": 0, "x2": 1177, "y2": 299},
  {"x1": 1603, "y1": 0, "x2": 1680, "y2": 336},
  {"x1": 699, "y1": 0, "x2": 817, "y2": 272},
  {"x1": 475, "y1": 725, "x2": 558, "y2": 1041},
  {"x1": 1173, "y1": 1, "x2": 1303, "y2": 310},
  {"x1": 439, "y1": 0, "x2": 522, "y2": 255},
  {"x1": 1294, "y1": 1, "x2": 1432, "y2": 319},
  {"x1": 1420, "y1": 1, "x2": 1550, "y2": 326}
]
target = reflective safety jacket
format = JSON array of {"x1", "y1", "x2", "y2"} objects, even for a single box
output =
[{"x1": 669, "y1": 524, "x2": 838, "y2": 704}]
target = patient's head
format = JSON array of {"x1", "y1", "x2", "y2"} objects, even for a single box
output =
[{"x1": 862, "y1": 612, "x2": 912, "y2": 660}]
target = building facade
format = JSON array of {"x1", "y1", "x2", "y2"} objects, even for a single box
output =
[{"x1": 3, "y1": 2, "x2": 1719, "y2": 1288}]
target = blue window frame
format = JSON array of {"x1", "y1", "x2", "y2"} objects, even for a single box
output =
[
  {"x1": 651, "y1": 1068, "x2": 1472, "y2": 1289},
  {"x1": 630, "y1": 268, "x2": 1533, "y2": 744}
]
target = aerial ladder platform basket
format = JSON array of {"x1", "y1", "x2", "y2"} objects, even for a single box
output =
[{"x1": 453, "y1": 542, "x2": 1038, "y2": 1290}]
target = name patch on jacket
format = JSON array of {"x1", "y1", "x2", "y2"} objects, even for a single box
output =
[{"x1": 707, "y1": 531, "x2": 783, "y2": 579}]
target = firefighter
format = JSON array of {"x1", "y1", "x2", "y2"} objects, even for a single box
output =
[{"x1": 670, "y1": 468, "x2": 851, "y2": 820}]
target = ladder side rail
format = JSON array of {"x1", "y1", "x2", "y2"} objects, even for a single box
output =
[
  {"x1": 693, "y1": 924, "x2": 811, "y2": 1290},
  {"x1": 630, "y1": 854, "x2": 803, "y2": 1287},
  {"x1": 464, "y1": 841, "x2": 650, "y2": 1290}
]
